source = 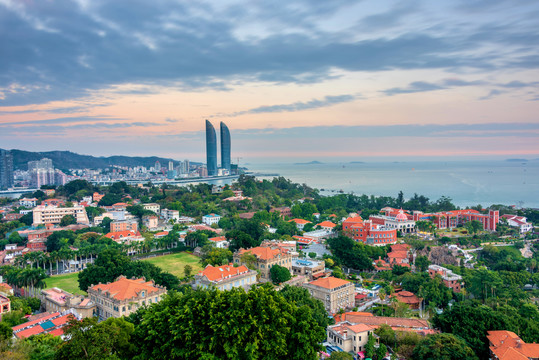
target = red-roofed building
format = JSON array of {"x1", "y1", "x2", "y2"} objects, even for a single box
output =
[
  {"x1": 326, "y1": 321, "x2": 376, "y2": 354},
  {"x1": 316, "y1": 221, "x2": 337, "y2": 230},
  {"x1": 0, "y1": 294, "x2": 10, "y2": 314},
  {"x1": 194, "y1": 263, "x2": 258, "y2": 290},
  {"x1": 303, "y1": 277, "x2": 355, "y2": 313},
  {"x1": 234, "y1": 244, "x2": 292, "y2": 281},
  {"x1": 208, "y1": 236, "x2": 229, "y2": 248},
  {"x1": 270, "y1": 206, "x2": 292, "y2": 218},
  {"x1": 500, "y1": 214, "x2": 533, "y2": 234},
  {"x1": 88, "y1": 276, "x2": 167, "y2": 320},
  {"x1": 293, "y1": 235, "x2": 316, "y2": 245},
  {"x1": 488, "y1": 330, "x2": 539, "y2": 360},
  {"x1": 289, "y1": 218, "x2": 312, "y2": 230},
  {"x1": 343, "y1": 216, "x2": 397, "y2": 246},
  {"x1": 393, "y1": 290, "x2": 422, "y2": 309},
  {"x1": 105, "y1": 230, "x2": 143, "y2": 243},
  {"x1": 12, "y1": 311, "x2": 78, "y2": 339}
]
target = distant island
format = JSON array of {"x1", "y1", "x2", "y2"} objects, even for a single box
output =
[
  {"x1": 294, "y1": 161, "x2": 324, "y2": 165},
  {"x1": 349, "y1": 161, "x2": 365, "y2": 164},
  {"x1": 506, "y1": 158, "x2": 528, "y2": 162}
]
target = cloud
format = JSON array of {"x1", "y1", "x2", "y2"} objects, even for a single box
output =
[
  {"x1": 0, "y1": 116, "x2": 126, "y2": 127},
  {"x1": 382, "y1": 78, "x2": 487, "y2": 96},
  {"x1": 227, "y1": 94, "x2": 357, "y2": 117},
  {"x1": 1, "y1": 1, "x2": 538, "y2": 105},
  {"x1": 479, "y1": 89, "x2": 504, "y2": 100}
]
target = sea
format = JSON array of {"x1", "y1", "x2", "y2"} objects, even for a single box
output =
[{"x1": 246, "y1": 160, "x2": 539, "y2": 209}]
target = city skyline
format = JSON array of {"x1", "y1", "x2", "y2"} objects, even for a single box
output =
[
  {"x1": 205, "y1": 120, "x2": 217, "y2": 176},
  {"x1": 0, "y1": 1, "x2": 538, "y2": 162}
]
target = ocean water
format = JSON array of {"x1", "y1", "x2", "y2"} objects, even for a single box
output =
[{"x1": 246, "y1": 160, "x2": 539, "y2": 208}]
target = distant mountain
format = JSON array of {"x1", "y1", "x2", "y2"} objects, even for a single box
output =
[
  {"x1": 4, "y1": 149, "x2": 199, "y2": 170},
  {"x1": 294, "y1": 161, "x2": 324, "y2": 165}
]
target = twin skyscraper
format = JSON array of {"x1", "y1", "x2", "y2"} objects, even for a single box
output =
[{"x1": 205, "y1": 120, "x2": 230, "y2": 176}]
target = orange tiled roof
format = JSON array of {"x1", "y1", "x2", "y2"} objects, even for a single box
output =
[
  {"x1": 105, "y1": 230, "x2": 140, "y2": 239},
  {"x1": 394, "y1": 291, "x2": 422, "y2": 304},
  {"x1": 488, "y1": 330, "x2": 539, "y2": 360},
  {"x1": 387, "y1": 251, "x2": 409, "y2": 260},
  {"x1": 199, "y1": 264, "x2": 250, "y2": 282},
  {"x1": 90, "y1": 276, "x2": 162, "y2": 301},
  {"x1": 390, "y1": 243, "x2": 411, "y2": 252},
  {"x1": 209, "y1": 236, "x2": 227, "y2": 242},
  {"x1": 238, "y1": 246, "x2": 283, "y2": 261},
  {"x1": 317, "y1": 221, "x2": 337, "y2": 228},
  {"x1": 289, "y1": 218, "x2": 312, "y2": 225},
  {"x1": 308, "y1": 276, "x2": 351, "y2": 289},
  {"x1": 334, "y1": 312, "x2": 372, "y2": 322}
]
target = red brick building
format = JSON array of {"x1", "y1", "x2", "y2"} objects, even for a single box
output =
[{"x1": 343, "y1": 216, "x2": 397, "y2": 246}]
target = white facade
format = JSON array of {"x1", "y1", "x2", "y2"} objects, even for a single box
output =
[
  {"x1": 143, "y1": 203, "x2": 161, "y2": 214},
  {"x1": 161, "y1": 209, "x2": 180, "y2": 222},
  {"x1": 33, "y1": 205, "x2": 89, "y2": 226},
  {"x1": 202, "y1": 213, "x2": 221, "y2": 225},
  {"x1": 19, "y1": 198, "x2": 38, "y2": 207}
]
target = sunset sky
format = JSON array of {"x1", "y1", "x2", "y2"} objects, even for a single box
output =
[{"x1": 1, "y1": 0, "x2": 538, "y2": 163}]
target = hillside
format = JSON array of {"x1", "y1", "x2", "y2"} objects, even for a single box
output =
[{"x1": 4, "y1": 149, "x2": 196, "y2": 170}]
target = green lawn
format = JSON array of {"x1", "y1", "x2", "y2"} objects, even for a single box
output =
[
  {"x1": 44, "y1": 272, "x2": 86, "y2": 296},
  {"x1": 142, "y1": 252, "x2": 203, "y2": 278}
]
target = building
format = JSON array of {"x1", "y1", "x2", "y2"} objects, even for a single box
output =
[
  {"x1": 303, "y1": 276, "x2": 355, "y2": 313},
  {"x1": 202, "y1": 213, "x2": 221, "y2": 226},
  {"x1": 93, "y1": 192, "x2": 105, "y2": 203},
  {"x1": 289, "y1": 218, "x2": 312, "y2": 230},
  {"x1": 110, "y1": 220, "x2": 138, "y2": 233},
  {"x1": 0, "y1": 294, "x2": 10, "y2": 315},
  {"x1": 193, "y1": 263, "x2": 257, "y2": 291},
  {"x1": 333, "y1": 312, "x2": 434, "y2": 335},
  {"x1": 428, "y1": 265, "x2": 463, "y2": 292},
  {"x1": 487, "y1": 330, "x2": 539, "y2": 360},
  {"x1": 105, "y1": 230, "x2": 144, "y2": 243},
  {"x1": 392, "y1": 290, "x2": 422, "y2": 310},
  {"x1": 316, "y1": 221, "x2": 337, "y2": 231},
  {"x1": 291, "y1": 258, "x2": 325, "y2": 280},
  {"x1": 343, "y1": 215, "x2": 398, "y2": 246},
  {"x1": 208, "y1": 235, "x2": 229, "y2": 248},
  {"x1": 271, "y1": 206, "x2": 292, "y2": 218},
  {"x1": 161, "y1": 208, "x2": 180, "y2": 222},
  {"x1": 88, "y1": 276, "x2": 167, "y2": 320},
  {"x1": 234, "y1": 244, "x2": 293, "y2": 281},
  {"x1": 500, "y1": 214, "x2": 534, "y2": 234},
  {"x1": 0, "y1": 149, "x2": 14, "y2": 190},
  {"x1": 370, "y1": 209, "x2": 416, "y2": 234},
  {"x1": 413, "y1": 209, "x2": 499, "y2": 232},
  {"x1": 12, "y1": 311, "x2": 79, "y2": 339},
  {"x1": 142, "y1": 215, "x2": 159, "y2": 230},
  {"x1": 326, "y1": 321, "x2": 376, "y2": 354},
  {"x1": 40, "y1": 288, "x2": 95, "y2": 318},
  {"x1": 142, "y1": 203, "x2": 160, "y2": 214},
  {"x1": 32, "y1": 205, "x2": 89, "y2": 226},
  {"x1": 220, "y1": 121, "x2": 231, "y2": 172},
  {"x1": 19, "y1": 198, "x2": 38, "y2": 208},
  {"x1": 206, "y1": 120, "x2": 218, "y2": 176}
]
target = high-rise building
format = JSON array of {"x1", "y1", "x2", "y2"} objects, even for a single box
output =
[
  {"x1": 220, "y1": 122, "x2": 231, "y2": 172},
  {"x1": 205, "y1": 120, "x2": 217, "y2": 176},
  {"x1": 183, "y1": 159, "x2": 190, "y2": 174},
  {"x1": 154, "y1": 161, "x2": 161, "y2": 172},
  {"x1": 168, "y1": 161, "x2": 174, "y2": 171},
  {"x1": 0, "y1": 150, "x2": 14, "y2": 190}
]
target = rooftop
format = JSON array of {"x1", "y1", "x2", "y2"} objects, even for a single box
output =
[
  {"x1": 90, "y1": 276, "x2": 163, "y2": 301},
  {"x1": 308, "y1": 276, "x2": 351, "y2": 290},
  {"x1": 198, "y1": 263, "x2": 251, "y2": 282}
]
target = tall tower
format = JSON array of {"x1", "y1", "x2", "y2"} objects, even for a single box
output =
[
  {"x1": 0, "y1": 149, "x2": 14, "y2": 190},
  {"x1": 205, "y1": 120, "x2": 217, "y2": 176},
  {"x1": 220, "y1": 122, "x2": 231, "y2": 172}
]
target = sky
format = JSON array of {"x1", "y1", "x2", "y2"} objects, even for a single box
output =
[{"x1": 1, "y1": 0, "x2": 539, "y2": 163}]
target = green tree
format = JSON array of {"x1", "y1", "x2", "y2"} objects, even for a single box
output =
[
  {"x1": 412, "y1": 333, "x2": 478, "y2": 360},
  {"x1": 308, "y1": 252, "x2": 317, "y2": 259},
  {"x1": 60, "y1": 214, "x2": 76, "y2": 227},
  {"x1": 0, "y1": 322, "x2": 12, "y2": 341},
  {"x1": 270, "y1": 264, "x2": 291, "y2": 284},
  {"x1": 133, "y1": 286, "x2": 325, "y2": 359},
  {"x1": 183, "y1": 264, "x2": 193, "y2": 278},
  {"x1": 375, "y1": 323, "x2": 396, "y2": 348},
  {"x1": 201, "y1": 247, "x2": 233, "y2": 266},
  {"x1": 226, "y1": 230, "x2": 258, "y2": 252},
  {"x1": 465, "y1": 220, "x2": 483, "y2": 235},
  {"x1": 24, "y1": 333, "x2": 62, "y2": 360},
  {"x1": 365, "y1": 334, "x2": 376, "y2": 359},
  {"x1": 375, "y1": 343, "x2": 388, "y2": 360},
  {"x1": 328, "y1": 352, "x2": 353, "y2": 360},
  {"x1": 279, "y1": 285, "x2": 330, "y2": 329},
  {"x1": 414, "y1": 255, "x2": 430, "y2": 272}
]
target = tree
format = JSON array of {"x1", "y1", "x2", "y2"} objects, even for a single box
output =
[
  {"x1": 270, "y1": 264, "x2": 291, "y2": 284},
  {"x1": 365, "y1": 334, "x2": 376, "y2": 359},
  {"x1": 201, "y1": 247, "x2": 233, "y2": 266},
  {"x1": 415, "y1": 255, "x2": 430, "y2": 272},
  {"x1": 183, "y1": 264, "x2": 193, "y2": 278},
  {"x1": 465, "y1": 220, "x2": 482, "y2": 235},
  {"x1": 375, "y1": 324, "x2": 396, "y2": 348},
  {"x1": 55, "y1": 316, "x2": 135, "y2": 359},
  {"x1": 24, "y1": 333, "x2": 63, "y2": 360},
  {"x1": 133, "y1": 286, "x2": 325, "y2": 359},
  {"x1": 308, "y1": 252, "x2": 317, "y2": 259},
  {"x1": 375, "y1": 343, "x2": 388, "y2": 360},
  {"x1": 60, "y1": 214, "x2": 76, "y2": 227},
  {"x1": 412, "y1": 333, "x2": 478, "y2": 360},
  {"x1": 0, "y1": 322, "x2": 12, "y2": 341},
  {"x1": 279, "y1": 285, "x2": 330, "y2": 329},
  {"x1": 226, "y1": 230, "x2": 258, "y2": 252}
]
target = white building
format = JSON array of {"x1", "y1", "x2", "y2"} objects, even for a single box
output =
[
  {"x1": 143, "y1": 203, "x2": 161, "y2": 214},
  {"x1": 202, "y1": 213, "x2": 221, "y2": 226},
  {"x1": 32, "y1": 205, "x2": 89, "y2": 226},
  {"x1": 161, "y1": 209, "x2": 180, "y2": 222},
  {"x1": 208, "y1": 236, "x2": 229, "y2": 249},
  {"x1": 501, "y1": 214, "x2": 533, "y2": 234},
  {"x1": 19, "y1": 198, "x2": 38, "y2": 208}
]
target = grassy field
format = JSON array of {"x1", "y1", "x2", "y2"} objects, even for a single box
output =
[
  {"x1": 142, "y1": 252, "x2": 203, "y2": 278},
  {"x1": 44, "y1": 272, "x2": 87, "y2": 296}
]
